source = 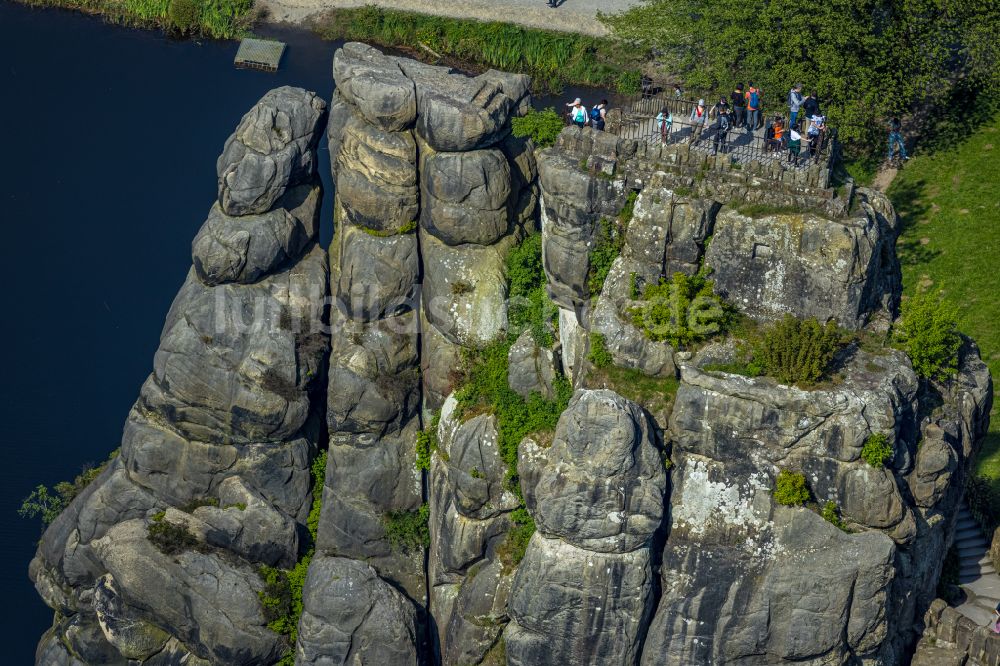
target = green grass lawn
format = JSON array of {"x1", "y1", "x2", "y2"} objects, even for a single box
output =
[{"x1": 888, "y1": 114, "x2": 1000, "y2": 487}]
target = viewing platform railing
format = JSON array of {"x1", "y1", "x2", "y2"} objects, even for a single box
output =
[{"x1": 596, "y1": 90, "x2": 837, "y2": 173}]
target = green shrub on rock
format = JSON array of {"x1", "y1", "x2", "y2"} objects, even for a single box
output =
[
  {"x1": 587, "y1": 217, "x2": 627, "y2": 296},
  {"x1": 507, "y1": 234, "x2": 555, "y2": 346},
  {"x1": 895, "y1": 291, "x2": 962, "y2": 381},
  {"x1": 861, "y1": 433, "x2": 893, "y2": 467},
  {"x1": 19, "y1": 449, "x2": 119, "y2": 526},
  {"x1": 588, "y1": 332, "x2": 613, "y2": 369},
  {"x1": 821, "y1": 501, "x2": 848, "y2": 531},
  {"x1": 774, "y1": 470, "x2": 810, "y2": 506},
  {"x1": 147, "y1": 520, "x2": 200, "y2": 555},
  {"x1": 753, "y1": 315, "x2": 843, "y2": 386},
  {"x1": 383, "y1": 503, "x2": 430, "y2": 554},
  {"x1": 511, "y1": 108, "x2": 564, "y2": 148},
  {"x1": 630, "y1": 271, "x2": 727, "y2": 348}
]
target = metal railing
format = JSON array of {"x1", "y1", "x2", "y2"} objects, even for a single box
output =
[{"x1": 599, "y1": 90, "x2": 836, "y2": 171}]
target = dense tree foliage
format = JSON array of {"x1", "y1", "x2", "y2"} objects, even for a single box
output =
[{"x1": 600, "y1": 0, "x2": 1000, "y2": 144}]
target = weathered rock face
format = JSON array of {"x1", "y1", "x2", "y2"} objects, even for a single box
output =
[
  {"x1": 505, "y1": 390, "x2": 666, "y2": 666},
  {"x1": 29, "y1": 56, "x2": 996, "y2": 666},
  {"x1": 296, "y1": 555, "x2": 421, "y2": 666},
  {"x1": 638, "y1": 343, "x2": 992, "y2": 665},
  {"x1": 217, "y1": 86, "x2": 326, "y2": 216},
  {"x1": 30, "y1": 87, "x2": 328, "y2": 664},
  {"x1": 705, "y1": 201, "x2": 899, "y2": 330}
]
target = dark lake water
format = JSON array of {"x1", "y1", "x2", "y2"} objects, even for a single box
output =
[{"x1": 0, "y1": 2, "x2": 602, "y2": 658}]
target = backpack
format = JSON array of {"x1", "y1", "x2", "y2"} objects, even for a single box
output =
[
  {"x1": 590, "y1": 106, "x2": 602, "y2": 122},
  {"x1": 748, "y1": 90, "x2": 760, "y2": 108}
]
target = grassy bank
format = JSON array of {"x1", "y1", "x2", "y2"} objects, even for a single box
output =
[
  {"x1": 17, "y1": 0, "x2": 255, "y2": 39},
  {"x1": 888, "y1": 112, "x2": 1000, "y2": 488},
  {"x1": 313, "y1": 6, "x2": 644, "y2": 93}
]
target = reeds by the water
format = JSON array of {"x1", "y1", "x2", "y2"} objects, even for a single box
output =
[
  {"x1": 18, "y1": 0, "x2": 254, "y2": 39},
  {"x1": 315, "y1": 6, "x2": 645, "y2": 93}
]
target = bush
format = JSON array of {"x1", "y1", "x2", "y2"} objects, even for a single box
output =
[
  {"x1": 19, "y1": 449, "x2": 119, "y2": 526},
  {"x1": 821, "y1": 501, "x2": 848, "y2": 531},
  {"x1": 587, "y1": 216, "x2": 627, "y2": 296},
  {"x1": 753, "y1": 315, "x2": 843, "y2": 386},
  {"x1": 497, "y1": 507, "x2": 535, "y2": 570},
  {"x1": 147, "y1": 520, "x2": 200, "y2": 555},
  {"x1": 507, "y1": 234, "x2": 555, "y2": 346},
  {"x1": 630, "y1": 271, "x2": 728, "y2": 348},
  {"x1": 257, "y1": 450, "x2": 326, "y2": 664},
  {"x1": 773, "y1": 470, "x2": 810, "y2": 506},
  {"x1": 167, "y1": 0, "x2": 200, "y2": 33},
  {"x1": 588, "y1": 332, "x2": 613, "y2": 369},
  {"x1": 179, "y1": 496, "x2": 219, "y2": 513},
  {"x1": 895, "y1": 291, "x2": 962, "y2": 381},
  {"x1": 383, "y1": 503, "x2": 430, "y2": 554},
  {"x1": 861, "y1": 433, "x2": 894, "y2": 467},
  {"x1": 511, "y1": 108, "x2": 565, "y2": 148}
]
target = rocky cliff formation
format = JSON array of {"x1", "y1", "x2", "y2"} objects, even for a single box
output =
[{"x1": 29, "y1": 47, "x2": 993, "y2": 666}]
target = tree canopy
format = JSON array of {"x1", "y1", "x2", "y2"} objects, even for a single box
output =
[{"x1": 600, "y1": 0, "x2": 1000, "y2": 145}]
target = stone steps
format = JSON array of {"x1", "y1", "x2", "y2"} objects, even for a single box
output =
[{"x1": 956, "y1": 500, "x2": 1000, "y2": 621}]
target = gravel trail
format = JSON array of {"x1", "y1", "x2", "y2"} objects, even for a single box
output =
[{"x1": 260, "y1": 0, "x2": 642, "y2": 36}]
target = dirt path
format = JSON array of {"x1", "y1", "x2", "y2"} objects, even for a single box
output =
[
  {"x1": 872, "y1": 166, "x2": 898, "y2": 192},
  {"x1": 260, "y1": 0, "x2": 642, "y2": 36}
]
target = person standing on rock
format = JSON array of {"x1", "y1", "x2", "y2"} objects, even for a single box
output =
[
  {"x1": 656, "y1": 106, "x2": 672, "y2": 144},
  {"x1": 711, "y1": 98, "x2": 731, "y2": 155},
  {"x1": 730, "y1": 83, "x2": 747, "y2": 129},
  {"x1": 787, "y1": 123, "x2": 803, "y2": 166},
  {"x1": 745, "y1": 83, "x2": 762, "y2": 132},
  {"x1": 689, "y1": 99, "x2": 707, "y2": 144},
  {"x1": 567, "y1": 98, "x2": 588, "y2": 128},
  {"x1": 672, "y1": 83, "x2": 684, "y2": 113},
  {"x1": 788, "y1": 84, "x2": 804, "y2": 128},
  {"x1": 590, "y1": 100, "x2": 608, "y2": 131},
  {"x1": 802, "y1": 91, "x2": 820, "y2": 134}
]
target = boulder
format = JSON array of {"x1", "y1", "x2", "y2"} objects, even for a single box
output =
[
  {"x1": 335, "y1": 113, "x2": 419, "y2": 231},
  {"x1": 332, "y1": 218, "x2": 419, "y2": 321},
  {"x1": 419, "y1": 307, "x2": 463, "y2": 410},
  {"x1": 420, "y1": 146, "x2": 512, "y2": 246},
  {"x1": 642, "y1": 503, "x2": 896, "y2": 665},
  {"x1": 93, "y1": 574, "x2": 171, "y2": 660},
  {"x1": 327, "y1": 309, "x2": 420, "y2": 436},
  {"x1": 537, "y1": 150, "x2": 627, "y2": 308},
  {"x1": 217, "y1": 87, "x2": 326, "y2": 216},
  {"x1": 315, "y1": 422, "x2": 425, "y2": 602},
  {"x1": 505, "y1": 534, "x2": 655, "y2": 666},
  {"x1": 436, "y1": 398, "x2": 520, "y2": 521},
  {"x1": 190, "y1": 476, "x2": 300, "y2": 568},
  {"x1": 192, "y1": 184, "x2": 320, "y2": 286},
  {"x1": 507, "y1": 330, "x2": 558, "y2": 399},
  {"x1": 420, "y1": 227, "x2": 515, "y2": 347},
  {"x1": 295, "y1": 555, "x2": 421, "y2": 665},
  {"x1": 440, "y1": 558, "x2": 514, "y2": 666},
  {"x1": 332, "y1": 42, "x2": 416, "y2": 132},
  {"x1": 137, "y1": 245, "x2": 328, "y2": 446},
  {"x1": 519, "y1": 389, "x2": 665, "y2": 553},
  {"x1": 91, "y1": 520, "x2": 284, "y2": 665},
  {"x1": 397, "y1": 58, "x2": 515, "y2": 152},
  {"x1": 705, "y1": 205, "x2": 895, "y2": 329}
]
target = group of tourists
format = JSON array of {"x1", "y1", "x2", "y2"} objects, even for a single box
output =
[
  {"x1": 567, "y1": 81, "x2": 910, "y2": 166},
  {"x1": 651, "y1": 83, "x2": 829, "y2": 166},
  {"x1": 566, "y1": 97, "x2": 610, "y2": 131}
]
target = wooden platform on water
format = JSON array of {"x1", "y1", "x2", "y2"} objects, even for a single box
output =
[{"x1": 234, "y1": 38, "x2": 285, "y2": 72}]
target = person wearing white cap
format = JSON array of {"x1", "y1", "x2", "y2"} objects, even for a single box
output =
[
  {"x1": 689, "y1": 98, "x2": 707, "y2": 145},
  {"x1": 566, "y1": 98, "x2": 588, "y2": 128}
]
